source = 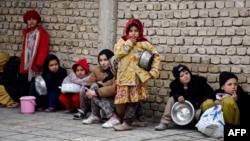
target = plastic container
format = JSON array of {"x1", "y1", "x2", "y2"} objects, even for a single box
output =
[{"x1": 20, "y1": 96, "x2": 36, "y2": 115}]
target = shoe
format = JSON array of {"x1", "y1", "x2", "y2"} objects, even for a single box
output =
[
  {"x1": 114, "y1": 123, "x2": 132, "y2": 131},
  {"x1": 82, "y1": 115, "x2": 101, "y2": 124},
  {"x1": 102, "y1": 116, "x2": 120, "y2": 128},
  {"x1": 131, "y1": 121, "x2": 147, "y2": 127},
  {"x1": 64, "y1": 110, "x2": 71, "y2": 113},
  {"x1": 155, "y1": 123, "x2": 168, "y2": 131},
  {"x1": 7, "y1": 102, "x2": 19, "y2": 108},
  {"x1": 44, "y1": 107, "x2": 56, "y2": 112},
  {"x1": 73, "y1": 112, "x2": 84, "y2": 120}
]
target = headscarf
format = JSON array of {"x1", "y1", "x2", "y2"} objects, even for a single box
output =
[
  {"x1": 122, "y1": 18, "x2": 148, "y2": 42},
  {"x1": 97, "y1": 49, "x2": 114, "y2": 63},
  {"x1": 72, "y1": 58, "x2": 90, "y2": 74},
  {"x1": 42, "y1": 54, "x2": 60, "y2": 74},
  {"x1": 23, "y1": 10, "x2": 41, "y2": 24}
]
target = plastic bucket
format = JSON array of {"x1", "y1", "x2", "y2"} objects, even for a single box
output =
[{"x1": 20, "y1": 96, "x2": 36, "y2": 115}]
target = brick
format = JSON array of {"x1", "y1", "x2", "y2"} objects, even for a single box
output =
[
  {"x1": 241, "y1": 57, "x2": 250, "y2": 64},
  {"x1": 190, "y1": 10, "x2": 199, "y2": 18},
  {"x1": 227, "y1": 48, "x2": 236, "y2": 55},
  {"x1": 243, "y1": 37, "x2": 250, "y2": 45},
  {"x1": 197, "y1": 1, "x2": 205, "y2": 9},
  {"x1": 220, "y1": 10, "x2": 228, "y2": 17},
  {"x1": 222, "y1": 38, "x2": 231, "y2": 46},
  {"x1": 175, "y1": 56, "x2": 183, "y2": 62},
  {"x1": 225, "y1": 28, "x2": 235, "y2": 35},
  {"x1": 216, "y1": 1, "x2": 224, "y2": 8},
  {"x1": 183, "y1": 56, "x2": 191, "y2": 63},
  {"x1": 221, "y1": 57, "x2": 230, "y2": 64},
  {"x1": 223, "y1": 19, "x2": 232, "y2": 26},
  {"x1": 233, "y1": 19, "x2": 243, "y2": 26},
  {"x1": 232, "y1": 37, "x2": 242, "y2": 45},
  {"x1": 229, "y1": 9, "x2": 239, "y2": 17},
  {"x1": 194, "y1": 38, "x2": 203, "y2": 45}
]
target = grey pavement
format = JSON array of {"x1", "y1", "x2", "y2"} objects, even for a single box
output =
[{"x1": 0, "y1": 107, "x2": 223, "y2": 141}]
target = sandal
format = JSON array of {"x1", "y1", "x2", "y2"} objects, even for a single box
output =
[
  {"x1": 7, "y1": 102, "x2": 19, "y2": 108},
  {"x1": 44, "y1": 107, "x2": 56, "y2": 112}
]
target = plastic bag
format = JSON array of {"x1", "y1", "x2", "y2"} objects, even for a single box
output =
[{"x1": 195, "y1": 105, "x2": 224, "y2": 138}]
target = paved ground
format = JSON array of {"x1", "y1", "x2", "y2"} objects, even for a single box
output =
[{"x1": 0, "y1": 107, "x2": 223, "y2": 141}]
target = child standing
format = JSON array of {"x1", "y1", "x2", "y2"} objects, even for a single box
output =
[
  {"x1": 41, "y1": 54, "x2": 67, "y2": 112},
  {"x1": 59, "y1": 58, "x2": 90, "y2": 113},
  {"x1": 20, "y1": 10, "x2": 49, "y2": 98},
  {"x1": 113, "y1": 18, "x2": 160, "y2": 131}
]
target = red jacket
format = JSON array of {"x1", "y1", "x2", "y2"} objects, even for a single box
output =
[{"x1": 20, "y1": 25, "x2": 49, "y2": 74}]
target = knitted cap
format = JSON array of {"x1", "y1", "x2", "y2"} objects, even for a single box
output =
[
  {"x1": 72, "y1": 58, "x2": 89, "y2": 74},
  {"x1": 172, "y1": 64, "x2": 192, "y2": 79},
  {"x1": 219, "y1": 71, "x2": 238, "y2": 87},
  {"x1": 23, "y1": 10, "x2": 41, "y2": 24}
]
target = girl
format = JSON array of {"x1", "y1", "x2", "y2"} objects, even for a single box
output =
[
  {"x1": 81, "y1": 49, "x2": 120, "y2": 128},
  {"x1": 213, "y1": 71, "x2": 250, "y2": 126},
  {"x1": 155, "y1": 64, "x2": 214, "y2": 131},
  {"x1": 59, "y1": 58, "x2": 90, "y2": 113},
  {"x1": 20, "y1": 10, "x2": 49, "y2": 97},
  {"x1": 42, "y1": 54, "x2": 67, "y2": 112},
  {"x1": 113, "y1": 18, "x2": 160, "y2": 131}
]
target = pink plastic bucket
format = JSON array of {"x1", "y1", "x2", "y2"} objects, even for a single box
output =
[{"x1": 20, "y1": 96, "x2": 36, "y2": 115}]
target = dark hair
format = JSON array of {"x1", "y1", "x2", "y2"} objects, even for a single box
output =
[{"x1": 98, "y1": 49, "x2": 114, "y2": 63}]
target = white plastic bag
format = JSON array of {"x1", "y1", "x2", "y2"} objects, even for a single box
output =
[{"x1": 195, "y1": 105, "x2": 224, "y2": 138}]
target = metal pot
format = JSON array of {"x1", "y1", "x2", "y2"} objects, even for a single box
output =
[
  {"x1": 138, "y1": 50, "x2": 154, "y2": 71},
  {"x1": 171, "y1": 100, "x2": 195, "y2": 126},
  {"x1": 59, "y1": 83, "x2": 81, "y2": 93},
  {"x1": 35, "y1": 76, "x2": 47, "y2": 96}
]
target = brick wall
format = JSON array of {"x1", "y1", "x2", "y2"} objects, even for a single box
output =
[{"x1": 0, "y1": 0, "x2": 250, "y2": 119}]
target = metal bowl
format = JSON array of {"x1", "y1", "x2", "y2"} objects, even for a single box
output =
[
  {"x1": 60, "y1": 83, "x2": 81, "y2": 93},
  {"x1": 35, "y1": 76, "x2": 47, "y2": 96},
  {"x1": 138, "y1": 50, "x2": 154, "y2": 71},
  {"x1": 171, "y1": 100, "x2": 195, "y2": 126}
]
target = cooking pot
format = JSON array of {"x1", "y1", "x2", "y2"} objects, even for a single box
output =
[
  {"x1": 171, "y1": 100, "x2": 195, "y2": 126},
  {"x1": 59, "y1": 83, "x2": 81, "y2": 93},
  {"x1": 35, "y1": 76, "x2": 47, "y2": 96},
  {"x1": 138, "y1": 50, "x2": 154, "y2": 71}
]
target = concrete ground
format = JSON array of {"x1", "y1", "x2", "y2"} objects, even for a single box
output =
[{"x1": 0, "y1": 107, "x2": 223, "y2": 141}]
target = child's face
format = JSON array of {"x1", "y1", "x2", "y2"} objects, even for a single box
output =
[
  {"x1": 179, "y1": 70, "x2": 191, "y2": 86},
  {"x1": 27, "y1": 18, "x2": 38, "y2": 29},
  {"x1": 128, "y1": 25, "x2": 139, "y2": 39},
  {"x1": 75, "y1": 65, "x2": 86, "y2": 79},
  {"x1": 99, "y1": 54, "x2": 110, "y2": 70},
  {"x1": 221, "y1": 78, "x2": 238, "y2": 95},
  {"x1": 48, "y1": 59, "x2": 59, "y2": 73}
]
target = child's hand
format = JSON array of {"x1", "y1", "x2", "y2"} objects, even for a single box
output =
[
  {"x1": 232, "y1": 91, "x2": 238, "y2": 101},
  {"x1": 178, "y1": 96, "x2": 185, "y2": 103},
  {"x1": 129, "y1": 36, "x2": 137, "y2": 44},
  {"x1": 214, "y1": 99, "x2": 221, "y2": 105},
  {"x1": 86, "y1": 89, "x2": 96, "y2": 99}
]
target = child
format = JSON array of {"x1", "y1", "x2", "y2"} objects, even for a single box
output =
[
  {"x1": 155, "y1": 64, "x2": 214, "y2": 131},
  {"x1": 213, "y1": 71, "x2": 250, "y2": 126},
  {"x1": 41, "y1": 54, "x2": 67, "y2": 112},
  {"x1": 20, "y1": 10, "x2": 49, "y2": 98},
  {"x1": 59, "y1": 58, "x2": 90, "y2": 113},
  {"x1": 81, "y1": 49, "x2": 120, "y2": 128},
  {"x1": 113, "y1": 18, "x2": 160, "y2": 131}
]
